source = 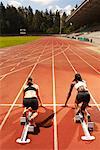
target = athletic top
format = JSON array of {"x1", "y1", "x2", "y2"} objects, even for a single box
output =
[
  {"x1": 74, "y1": 80, "x2": 87, "y2": 91},
  {"x1": 24, "y1": 83, "x2": 39, "y2": 98}
]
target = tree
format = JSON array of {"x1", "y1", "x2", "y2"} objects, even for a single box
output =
[
  {"x1": 17, "y1": 6, "x2": 28, "y2": 30},
  {"x1": 0, "y1": 2, "x2": 6, "y2": 34},
  {"x1": 5, "y1": 5, "x2": 20, "y2": 34},
  {"x1": 26, "y1": 6, "x2": 34, "y2": 33},
  {"x1": 61, "y1": 12, "x2": 67, "y2": 33},
  {"x1": 33, "y1": 10, "x2": 43, "y2": 33},
  {"x1": 0, "y1": 2, "x2": 70, "y2": 35},
  {"x1": 53, "y1": 10, "x2": 60, "y2": 33}
]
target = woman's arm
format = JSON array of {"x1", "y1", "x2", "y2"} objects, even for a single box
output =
[
  {"x1": 23, "y1": 90, "x2": 25, "y2": 99},
  {"x1": 36, "y1": 90, "x2": 42, "y2": 106},
  {"x1": 65, "y1": 82, "x2": 75, "y2": 106}
]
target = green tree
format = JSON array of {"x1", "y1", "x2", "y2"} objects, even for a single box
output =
[
  {"x1": 17, "y1": 6, "x2": 28, "y2": 32},
  {"x1": 6, "y1": 5, "x2": 20, "y2": 34},
  {"x1": 53, "y1": 10, "x2": 60, "y2": 33},
  {"x1": 62, "y1": 12, "x2": 67, "y2": 33},
  {"x1": 27, "y1": 6, "x2": 34, "y2": 33},
  {"x1": 0, "y1": 2, "x2": 69, "y2": 35},
  {"x1": 0, "y1": 2, "x2": 6, "y2": 34}
]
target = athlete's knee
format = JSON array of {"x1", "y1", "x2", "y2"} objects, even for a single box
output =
[
  {"x1": 81, "y1": 101, "x2": 88, "y2": 110},
  {"x1": 31, "y1": 111, "x2": 38, "y2": 120}
]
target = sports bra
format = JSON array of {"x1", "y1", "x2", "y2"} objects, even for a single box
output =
[
  {"x1": 74, "y1": 80, "x2": 87, "y2": 91},
  {"x1": 24, "y1": 84, "x2": 39, "y2": 98}
]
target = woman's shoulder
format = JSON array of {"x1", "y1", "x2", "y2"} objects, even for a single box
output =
[
  {"x1": 33, "y1": 83, "x2": 39, "y2": 90},
  {"x1": 71, "y1": 81, "x2": 76, "y2": 86},
  {"x1": 82, "y1": 80, "x2": 86, "y2": 83},
  {"x1": 23, "y1": 84, "x2": 28, "y2": 89}
]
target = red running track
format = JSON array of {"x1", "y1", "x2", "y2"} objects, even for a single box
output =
[{"x1": 0, "y1": 37, "x2": 100, "y2": 150}]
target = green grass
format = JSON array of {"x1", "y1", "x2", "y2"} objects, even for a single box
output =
[{"x1": 0, "y1": 36, "x2": 42, "y2": 48}]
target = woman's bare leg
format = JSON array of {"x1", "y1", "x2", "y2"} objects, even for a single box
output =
[{"x1": 29, "y1": 110, "x2": 38, "y2": 126}]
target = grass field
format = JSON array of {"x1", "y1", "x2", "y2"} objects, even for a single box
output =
[{"x1": 0, "y1": 36, "x2": 42, "y2": 48}]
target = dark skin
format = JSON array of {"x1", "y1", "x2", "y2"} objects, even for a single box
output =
[
  {"x1": 65, "y1": 81, "x2": 75, "y2": 106},
  {"x1": 36, "y1": 90, "x2": 42, "y2": 106},
  {"x1": 65, "y1": 73, "x2": 91, "y2": 115},
  {"x1": 65, "y1": 79, "x2": 91, "y2": 116}
]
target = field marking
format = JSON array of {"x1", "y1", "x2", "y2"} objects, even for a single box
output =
[
  {"x1": 73, "y1": 45, "x2": 100, "y2": 62},
  {"x1": 16, "y1": 62, "x2": 21, "y2": 66},
  {"x1": 69, "y1": 48, "x2": 100, "y2": 74},
  {"x1": 0, "y1": 63, "x2": 18, "y2": 70},
  {"x1": 0, "y1": 48, "x2": 43, "y2": 70},
  {"x1": 0, "y1": 75, "x2": 6, "y2": 81},
  {"x1": 60, "y1": 45, "x2": 100, "y2": 111},
  {"x1": 0, "y1": 103, "x2": 100, "y2": 107},
  {"x1": 62, "y1": 51, "x2": 77, "y2": 73},
  {"x1": 0, "y1": 40, "x2": 47, "y2": 69},
  {"x1": 86, "y1": 46, "x2": 100, "y2": 54},
  {"x1": 0, "y1": 45, "x2": 70, "y2": 80},
  {"x1": 0, "y1": 43, "x2": 46, "y2": 130},
  {"x1": 52, "y1": 40, "x2": 58, "y2": 150},
  {"x1": 0, "y1": 43, "x2": 65, "y2": 70},
  {"x1": 10, "y1": 67, "x2": 15, "y2": 71}
]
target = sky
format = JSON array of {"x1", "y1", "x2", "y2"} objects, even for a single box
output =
[{"x1": 1, "y1": 0, "x2": 84, "y2": 14}]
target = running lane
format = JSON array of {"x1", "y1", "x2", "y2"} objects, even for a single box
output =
[
  {"x1": 54, "y1": 38, "x2": 100, "y2": 150},
  {"x1": 0, "y1": 37, "x2": 100, "y2": 150},
  {"x1": 0, "y1": 37, "x2": 54, "y2": 150}
]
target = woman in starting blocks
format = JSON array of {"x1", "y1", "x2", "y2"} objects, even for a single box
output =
[
  {"x1": 23, "y1": 77, "x2": 42, "y2": 126},
  {"x1": 65, "y1": 73, "x2": 91, "y2": 121}
]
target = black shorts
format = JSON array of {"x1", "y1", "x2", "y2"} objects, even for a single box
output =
[
  {"x1": 75, "y1": 91, "x2": 90, "y2": 111},
  {"x1": 23, "y1": 97, "x2": 38, "y2": 110}
]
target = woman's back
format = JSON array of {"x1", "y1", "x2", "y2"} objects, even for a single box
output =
[
  {"x1": 24, "y1": 84, "x2": 39, "y2": 98},
  {"x1": 74, "y1": 80, "x2": 87, "y2": 92}
]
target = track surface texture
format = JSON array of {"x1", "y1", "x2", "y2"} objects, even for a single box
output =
[{"x1": 0, "y1": 37, "x2": 100, "y2": 150}]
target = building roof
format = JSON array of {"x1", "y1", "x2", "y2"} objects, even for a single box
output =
[{"x1": 66, "y1": 0, "x2": 100, "y2": 28}]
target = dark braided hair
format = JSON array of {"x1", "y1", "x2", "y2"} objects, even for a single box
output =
[{"x1": 73, "y1": 73, "x2": 82, "y2": 82}]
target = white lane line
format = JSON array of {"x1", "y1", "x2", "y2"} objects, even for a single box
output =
[
  {"x1": 0, "y1": 103, "x2": 100, "y2": 107},
  {"x1": 74, "y1": 46, "x2": 100, "y2": 62},
  {"x1": 0, "y1": 45, "x2": 70, "y2": 80},
  {"x1": 61, "y1": 47, "x2": 100, "y2": 111},
  {"x1": 62, "y1": 51, "x2": 77, "y2": 73},
  {"x1": 0, "y1": 42, "x2": 44, "y2": 69},
  {"x1": 52, "y1": 40, "x2": 58, "y2": 150},
  {"x1": 0, "y1": 63, "x2": 17, "y2": 70},
  {"x1": 89, "y1": 93, "x2": 100, "y2": 111},
  {"x1": 0, "y1": 75, "x2": 6, "y2": 81},
  {"x1": 0, "y1": 45, "x2": 46, "y2": 130},
  {"x1": 69, "y1": 48, "x2": 100, "y2": 74},
  {"x1": 16, "y1": 62, "x2": 21, "y2": 66},
  {"x1": 10, "y1": 67, "x2": 15, "y2": 71}
]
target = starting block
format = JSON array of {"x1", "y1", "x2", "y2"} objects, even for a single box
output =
[
  {"x1": 20, "y1": 111, "x2": 34, "y2": 125},
  {"x1": 16, "y1": 112, "x2": 35, "y2": 144},
  {"x1": 20, "y1": 117, "x2": 26, "y2": 125},
  {"x1": 16, "y1": 123, "x2": 31, "y2": 144},
  {"x1": 77, "y1": 113, "x2": 95, "y2": 141},
  {"x1": 16, "y1": 121, "x2": 34, "y2": 144},
  {"x1": 88, "y1": 122, "x2": 95, "y2": 132},
  {"x1": 28, "y1": 125, "x2": 34, "y2": 133}
]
